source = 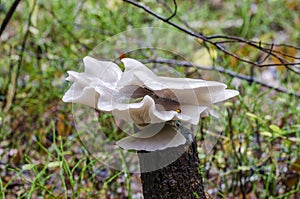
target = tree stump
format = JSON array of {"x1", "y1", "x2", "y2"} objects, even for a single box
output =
[{"x1": 138, "y1": 123, "x2": 206, "y2": 199}]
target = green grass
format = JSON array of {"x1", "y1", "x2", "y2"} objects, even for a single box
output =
[{"x1": 1, "y1": 0, "x2": 300, "y2": 198}]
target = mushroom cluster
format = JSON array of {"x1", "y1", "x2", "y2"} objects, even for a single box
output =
[{"x1": 63, "y1": 56, "x2": 239, "y2": 151}]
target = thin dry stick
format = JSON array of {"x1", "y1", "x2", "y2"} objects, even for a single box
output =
[
  {"x1": 0, "y1": 0, "x2": 21, "y2": 37},
  {"x1": 123, "y1": 0, "x2": 300, "y2": 72},
  {"x1": 3, "y1": 0, "x2": 37, "y2": 113}
]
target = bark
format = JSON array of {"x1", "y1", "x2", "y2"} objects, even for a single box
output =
[{"x1": 138, "y1": 126, "x2": 206, "y2": 199}]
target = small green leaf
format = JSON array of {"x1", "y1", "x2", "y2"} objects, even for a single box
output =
[
  {"x1": 22, "y1": 164, "x2": 36, "y2": 170},
  {"x1": 29, "y1": 0, "x2": 39, "y2": 27},
  {"x1": 47, "y1": 161, "x2": 62, "y2": 168},
  {"x1": 246, "y1": 112, "x2": 258, "y2": 119},
  {"x1": 224, "y1": 102, "x2": 233, "y2": 107},
  {"x1": 288, "y1": 137, "x2": 300, "y2": 142},
  {"x1": 269, "y1": 124, "x2": 281, "y2": 133},
  {"x1": 238, "y1": 165, "x2": 251, "y2": 171},
  {"x1": 260, "y1": 131, "x2": 273, "y2": 137},
  {"x1": 198, "y1": 153, "x2": 206, "y2": 159}
]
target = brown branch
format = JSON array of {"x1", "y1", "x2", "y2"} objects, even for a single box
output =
[
  {"x1": 214, "y1": 40, "x2": 300, "y2": 57},
  {"x1": 0, "y1": 0, "x2": 21, "y2": 37},
  {"x1": 3, "y1": 0, "x2": 36, "y2": 113},
  {"x1": 140, "y1": 58, "x2": 300, "y2": 98},
  {"x1": 165, "y1": 0, "x2": 177, "y2": 21},
  {"x1": 208, "y1": 35, "x2": 300, "y2": 51},
  {"x1": 159, "y1": 0, "x2": 198, "y2": 33},
  {"x1": 214, "y1": 39, "x2": 300, "y2": 62},
  {"x1": 123, "y1": 0, "x2": 300, "y2": 72},
  {"x1": 257, "y1": 43, "x2": 274, "y2": 65}
]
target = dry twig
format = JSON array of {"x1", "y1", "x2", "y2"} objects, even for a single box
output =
[{"x1": 123, "y1": 0, "x2": 300, "y2": 73}]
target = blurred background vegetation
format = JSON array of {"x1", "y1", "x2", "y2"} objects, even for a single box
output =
[{"x1": 0, "y1": 0, "x2": 299, "y2": 198}]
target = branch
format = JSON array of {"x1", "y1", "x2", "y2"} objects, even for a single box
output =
[
  {"x1": 140, "y1": 58, "x2": 300, "y2": 98},
  {"x1": 123, "y1": 0, "x2": 300, "y2": 73},
  {"x1": 3, "y1": 0, "x2": 36, "y2": 113},
  {"x1": 158, "y1": 0, "x2": 197, "y2": 32},
  {"x1": 165, "y1": 0, "x2": 177, "y2": 21},
  {"x1": 0, "y1": 0, "x2": 21, "y2": 37}
]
